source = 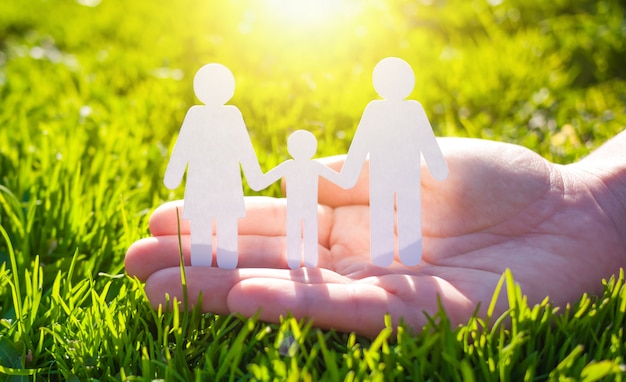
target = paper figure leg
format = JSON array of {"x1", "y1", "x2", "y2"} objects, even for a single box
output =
[
  {"x1": 369, "y1": 193, "x2": 395, "y2": 267},
  {"x1": 216, "y1": 218, "x2": 238, "y2": 269},
  {"x1": 397, "y1": 190, "x2": 422, "y2": 266},
  {"x1": 302, "y1": 218, "x2": 318, "y2": 268},
  {"x1": 286, "y1": 216, "x2": 302, "y2": 269},
  {"x1": 190, "y1": 219, "x2": 213, "y2": 267}
]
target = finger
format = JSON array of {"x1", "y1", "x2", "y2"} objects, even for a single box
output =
[
  {"x1": 143, "y1": 266, "x2": 482, "y2": 337},
  {"x1": 149, "y1": 200, "x2": 188, "y2": 235},
  {"x1": 229, "y1": 273, "x2": 486, "y2": 337},
  {"x1": 125, "y1": 234, "x2": 338, "y2": 281},
  {"x1": 144, "y1": 267, "x2": 237, "y2": 316},
  {"x1": 227, "y1": 278, "x2": 394, "y2": 337},
  {"x1": 150, "y1": 197, "x2": 286, "y2": 236},
  {"x1": 126, "y1": 235, "x2": 284, "y2": 280},
  {"x1": 143, "y1": 266, "x2": 350, "y2": 315},
  {"x1": 150, "y1": 197, "x2": 334, "y2": 242},
  {"x1": 315, "y1": 155, "x2": 371, "y2": 207}
]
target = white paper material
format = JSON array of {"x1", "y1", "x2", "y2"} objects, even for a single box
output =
[
  {"x1": 247, "y1": 130, "x2": 342, "y2": 268},
  {"x1": 164, "y1": 58, "x2": 447, "y2": 269},
  {"x1": 340, "y1": 57, "x2": 448, "y2": 267},
  {"x1": 164, "y1": 63, "x2": 262, "y2": 269}
]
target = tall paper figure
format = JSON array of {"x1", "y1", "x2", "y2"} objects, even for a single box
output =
[
  {"x1": 340, "y1": 57, "x2": 448, "y2": 267},
  {"x1": 247, "y1": 130, "x2": 343, "y2": 269},
  {"x1": 163, "y1": 63, "x2": 262, "y2": 269}
]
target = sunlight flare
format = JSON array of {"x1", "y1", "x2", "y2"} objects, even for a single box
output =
[{"x1": 264, "y1": 0, "x2": 346, "y2": 26}]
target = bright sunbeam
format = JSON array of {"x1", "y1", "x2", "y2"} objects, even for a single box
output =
[{"x1": 264, "y1": 0, "x2": 346, "y2": 26}]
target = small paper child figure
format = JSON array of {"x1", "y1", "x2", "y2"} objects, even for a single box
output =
[
  {"x1": 340, "y1": 57, "x2": 448, "y2": 267},
  {"x1": 164, "y1": 63, "x2": 263, "y2": 269},
  {"x1": 247, "y1": 130, "x2": 343, "y2": 269}
]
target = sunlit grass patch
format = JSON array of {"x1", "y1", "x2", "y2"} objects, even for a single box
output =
[{"x1": 0, "y1": 0, "x2": 625, "y2": 379}]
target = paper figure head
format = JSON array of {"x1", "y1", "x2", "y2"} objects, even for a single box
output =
[
  {"x1": 287, "y1": 130, "x2": 317, "y2": 160},
  {"x1": 193, "y1": 63, "x2": 236, "y2": 105},
  {"x1": 372, "y1": 57, "x2": 415, "y2": 101}
]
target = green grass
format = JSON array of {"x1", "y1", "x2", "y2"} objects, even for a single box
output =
[{"x1": 0, "y1": 0, "x2": 625, "y2": 379}]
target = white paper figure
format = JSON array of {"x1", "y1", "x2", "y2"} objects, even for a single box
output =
[
  {"x1": 247, "y1": 130, "x2": 343, "y2": 269},
  {"x1": 164, "y1": 63, "x2": 263, "y2": 269},
  {"x1": 340, "y1": 57, "x2": 448, "y2": 267}
]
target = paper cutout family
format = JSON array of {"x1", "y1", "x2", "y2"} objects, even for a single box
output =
[{"x1": 164, "y1": 57, "x2": 448, "y2": 269}]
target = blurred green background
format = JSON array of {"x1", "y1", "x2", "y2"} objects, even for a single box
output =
[{"x1": 0, "y1": 0, "x2": 625, "y2": 379}]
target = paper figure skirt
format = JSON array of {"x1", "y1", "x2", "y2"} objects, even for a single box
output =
[{"x1": 182, "y1": 176, "x2": 246, "y2": 220}]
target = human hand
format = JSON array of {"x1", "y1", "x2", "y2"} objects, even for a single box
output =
[{"x1": 125, "y1": 137, "x2": 626, "y2": 337}]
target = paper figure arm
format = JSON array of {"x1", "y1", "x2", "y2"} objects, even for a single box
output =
[
  {"x1": 163, "y1": 108, "x2": 197, "y2": 189},
  {"x1": 230, "y1": 109, "x2": 265, "y2": 191},
  {"x1": 246, "y1": 161, "x2": 290, "y2": 191},
  {"x1": 415, "y1": 103, "x2": 448, "y2": 181},
  {"x1": 338, "y1": 103, "x2": 376, "y2": 188},
  {"x1": 316, "y1": 162, "x2": 348, "y2": 189}
]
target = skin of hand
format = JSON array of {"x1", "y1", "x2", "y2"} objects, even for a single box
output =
[{"x1": 125, "y1": 135, "x2": 626, "y2": 338}]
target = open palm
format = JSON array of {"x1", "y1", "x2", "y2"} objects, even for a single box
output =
[{"x1": 125, "y1": 137, "x2": 625, "y2": 337}]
